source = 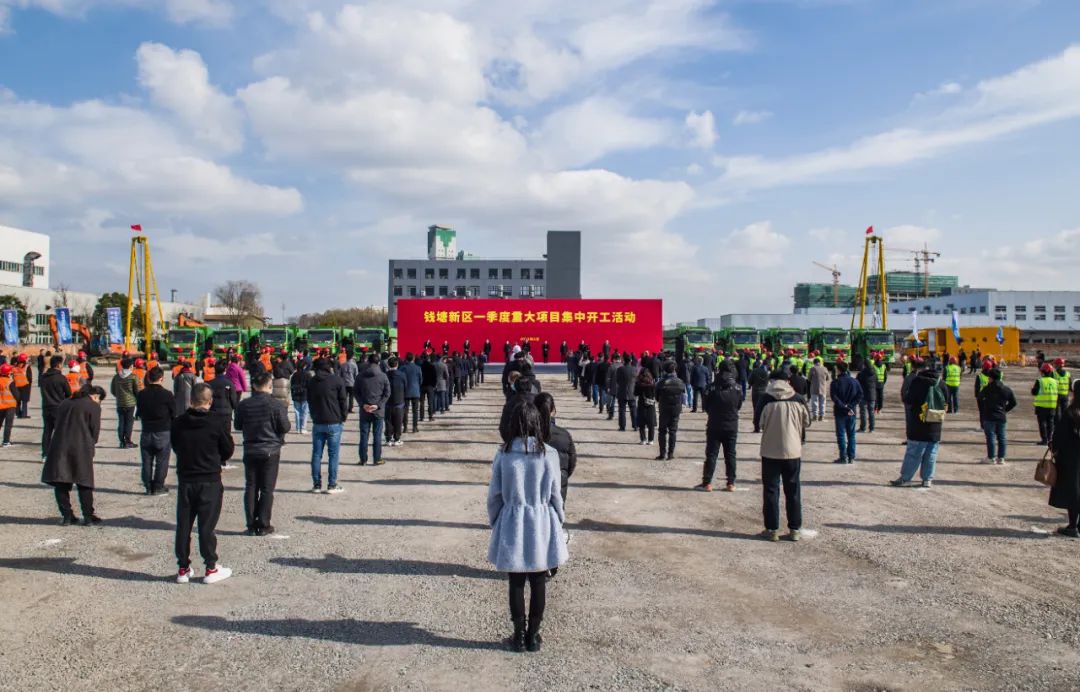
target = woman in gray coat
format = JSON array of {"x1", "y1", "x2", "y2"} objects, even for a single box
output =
[
  {"x1": 42, "y1": 386, "x2": 105, "y2": 525},
  {"x1": 487, "y1": 402, "x2": 568, "y2": 653}
]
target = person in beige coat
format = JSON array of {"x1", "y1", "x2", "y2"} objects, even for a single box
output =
[
  {"x1": 808, "y1": 358, "x2": 831, "y2": 421},
  {"x1": 759, "y1": 370, "x2": 811, "y2": 542}
]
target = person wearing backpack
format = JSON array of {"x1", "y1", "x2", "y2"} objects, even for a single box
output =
[{"x1": 891, "y1": 362, "x2": 948, "y2": 488}]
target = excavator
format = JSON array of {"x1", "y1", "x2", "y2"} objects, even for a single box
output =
[{"x1": 47, "y1": 314, "x2": 94, "y2": 353}]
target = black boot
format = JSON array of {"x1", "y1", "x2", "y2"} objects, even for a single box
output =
[
  {"x1": 511, "y1": 618, "x2": 526, "y2": 652},
  {"x1": 526, "y1": 618, "x2": 543, "y2": 652}
]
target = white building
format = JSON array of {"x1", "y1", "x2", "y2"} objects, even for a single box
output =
[
  {"x1": 0, "y1": 224, "x2": 49, "y2": 289},
  {"x1": 890, "y1": 289, "x2": 1080, "y2": 345}
]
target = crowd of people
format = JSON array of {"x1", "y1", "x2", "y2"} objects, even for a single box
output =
[{"x1": 1, "y1": 337, "x2": 1079, "y2": 652}]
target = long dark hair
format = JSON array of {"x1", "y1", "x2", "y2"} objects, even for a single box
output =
[
  {"x1": 534, "y1": 392, "x2": 555, "y2": 442},
  {"x1": 501, "y1": 400, "x2": 546, "y2": 454},
  {"x1": 636, "y1": 369, "x2": 654, "y2": 387}
]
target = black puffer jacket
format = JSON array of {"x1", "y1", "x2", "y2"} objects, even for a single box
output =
[
  {"x1": 308, "y1": 370, "x2": 349, "y2": 425},
  {"x1": 903, "y1": 370, "x2": 948, "y2": 442},
  {"x1": 171, "y1": 408, "x2": 235, "y2": 483},
  {"x1": 655, "y1": 375, "x2": 685, "y2": 417},
  {"x1": 704, "y1": 374, "x2": 743, "y2": 435},
  {"x1": 209, "y1": 375, "x2": 239, "y2": 419},
  {"x1": 976, "y1": 380, "x2": 1017, "y2": 423},
  {"x1": 234, "y1": 391, "x2": 290, "y2": 455}
]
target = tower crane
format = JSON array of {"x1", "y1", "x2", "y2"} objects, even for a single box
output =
[
  {"x1": 812, "y1": 261, "x2": 842, "y2": 307},
  {"x1": 887, "y1": 243, "x2": 941, "y2": 297}
]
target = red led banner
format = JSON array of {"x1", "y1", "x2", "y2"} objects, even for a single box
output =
[{"x1": 396, "y1": 299, "x2": 663, "y2": 359}]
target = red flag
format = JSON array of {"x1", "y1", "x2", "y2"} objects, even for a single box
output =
[
  {"x1": 865, "y1": 225, "x2": 873, "y2": 235},
  {"x1": 130, "y1": 224, "x2": 142, "y2": 232}
]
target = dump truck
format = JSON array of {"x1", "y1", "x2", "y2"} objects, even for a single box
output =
[
  {"x1": 808, "y1": 328, "x2": 851, "y2": 367},
  {"x1": 258, "y1": 325, "x2": 299, "y2": 353},
  {"x1": 350, "y1": 326, "x2": 387, "y2": 355},
  {"x1": 663, "y1": 326, "x2": 713, "y2": 360},
  {"x1": 714, "y1": 327, "x2": 761, "y2": 357},
  {"x1": 210, "y1": 327, "x2": 250, "y2": 357},
  {"x1": 167, "y1": 326, "x2": 213, "y2": 361},
  {"x1": 763, "y1": 328, "x2": 809, "y2": 358},
  {"x1": 851, "y1": 328, "x2": 896, "y2": 364},
  {"x1": 304, "y1": 326, "x2": 341, "y2": 353}
]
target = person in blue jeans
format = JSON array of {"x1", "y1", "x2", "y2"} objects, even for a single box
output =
[
  {"x1": 305, "y1": 358, "x2": 349, "y2": 493},
  {"x1": 975, "y1": 368, "x2": 1016, "y2": 465},
  {"x1": 830, "y1": 361, "x2": 862, "y2": 464},
  {"x1": 355, "y1": 353, "x2": 390, "y2": 466},
  {"x1": 893, "y1": 364, "x2": 949, "y2": 488}
]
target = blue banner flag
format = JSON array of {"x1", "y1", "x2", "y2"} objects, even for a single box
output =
[
  {"x1": 951, "y1": 310, "x2": 962, "y2": 343},
  {"x1": 996, "y1": 325, "x2": 1005, "y2": 345},
  {"x1": 106, "y1": 307, "x2": 122, "y2": 345},
  {"x1": 2, "y1": 309, "x2": 17, "y2": 345},
  {"x1": 55, "y1": 307, "x2": 73, "y2": 345}
]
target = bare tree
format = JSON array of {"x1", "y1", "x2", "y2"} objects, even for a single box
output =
[
  {"x1": 53, "y1": 282, "x2": 71, "y2": 308},
  {"x1": 296, "y1": 306, "x2": 388, "y2": 328},
  {"x1": 214, "y1": 280, "x2": 264, "y2": 328}
]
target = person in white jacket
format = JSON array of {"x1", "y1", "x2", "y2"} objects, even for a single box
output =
[
  {"x1": 487, "y1": 401, "x2": 568, "y2": 653},
  {"x1": 759, "y1": 370, "x2": 811, "y2": 542}
]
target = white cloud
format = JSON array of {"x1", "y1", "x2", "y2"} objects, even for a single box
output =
[
  {"x1": 0, "y1": 0, "x2": 232, "y2": 29},
  {"x1": 685, "y1": 109, "x2": 716, "y2": 149},
  {"x1": 879, "y1": 224, "x2": 941, "y2": 248},
  {"x1": 136, "y1": 42, "x2": 243, "y2": 153},
  {"x1": 536, "y1": 98, "x2": 673, "y2": 168},
  {"x1": 714, "y1": 44, "x2": 1080, "y2": 190},
  {"x1": 733, "y1": 109, "x2": 772, "y2": 126},
  {"x1": 723, "y1": 221, "x2": 790, "y2": 267},
  {"x1": 916, "y1": 81, "x2": 962, "y2": 99}
]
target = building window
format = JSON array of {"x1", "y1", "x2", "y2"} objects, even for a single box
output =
[
  {"x1": 424, "y1": 268, "x2": 434, "y2": 280},
  {"x1": 470, "y1": 268, "x2": 480, "y2": 279},
  {"x1": 456, "y1": 268, "x2": 466, "y2": 280},
  {"x1": 995, "y1": 305, "x2": 1006, "y2": 313},
  {"x1": 994, "y1": 311, "x2": 1007, "y2": 321},
  {"x1": 502, "y1": 268, "x2": 512, "y2": 280},
  {"x1": 1034, "y1": 305, "x2": 1046, "y2": 313},
  {"x1": 1035, "y1": 314, "x2": 1047, "y2": 321},
  {"x1": 960, "y1": 307, "x2": 967, "y2": 315},
  {"x1": 519, "y1": 285, "x2": 529, "y2": 297},
  {"x1": 535, "y1": 268, "x2": 544, "y2": 280},
  {"x1": 424, "y1": 285, "x2": 434, "y2": 297},
  {"x1": 439, "y1": 268, "x2": 449, "y2": 280},
  {"x1": 532, "y1": 285, "x2": 545, "y2": 297},
  {"x1": 521, "y1": 268, "x2": 531, "y2": 280},
  {"x1": 393, "y1": 286, "x2": 403, "y2": 297},
  {"x1": 438, "y1": 285, "x2": 449, "y2": 297},
  {"x1": 1055, "y1": 305, "x2": 1066, "y2": 313},
  {"x1": 468, "y1": 286, "x2": 479, "y2": 297},
  {"x1": 488, "y1": 268, "x2": 498, "y2": 279},
  {"x1": 393, "y1": 268, "x2": 403, "y2": 279},
  {"x1": 1055, "y1": 314, "x2": 1066, "y2": 321},
  {"x1": 979, "y1": 306, "x2": 987, "y2": 313},
  {"x1": 489, "y1": 285, "x2": 501, "y2": 297},
  {"x1": 408, "y1": 286, "x2": 417, "y2": 297},
  {"x1": 501, "y1": 286, "x2": 512, "y2": 298},
  {"x1": 407, "y1": 268, "x2": 416, "y2": 279},
  {"x1": 454, "y1": 286, "x2": 466, "y2": 297}
]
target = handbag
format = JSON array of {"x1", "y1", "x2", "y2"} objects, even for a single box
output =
[{"x1": 1034, "y1": 447, "x2": 1057, "y2": 487}]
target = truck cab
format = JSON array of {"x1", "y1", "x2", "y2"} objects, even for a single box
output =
[{"x1": 809, "y1": 328, "x2": 850, "y2": 367}]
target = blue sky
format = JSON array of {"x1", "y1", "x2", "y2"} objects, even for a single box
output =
[{"x1": 1, "y1": 0, "x2": 1078, "y2": 322}]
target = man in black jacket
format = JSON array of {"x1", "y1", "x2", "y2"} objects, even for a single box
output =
[
  {"x1": 748, "y1": 362, "x2": 770, "y2": 433},
  {"x1": 39, "y1": 355, "x2": 71, "y2": 462},
  {"x1": 208, "y1": 368, "x2": 239, "y2": 435},
  {"x1": 697, "y1": 365, "x2": 743, "y2": 491},
  {"x1": 655, "y1": 361, "x2": 686, "y2": 460},
  {"x1": 171, "y1": 384, "x2": 234, "y2": 584},
  {"x1": 615, "y1": 357, "x2": 638, "y2": 432},
  {"x1": 135, "y1": 366, "x2": 175, "y2": 495},
  {"x1": 307, "y1": 358, "x2": 349, "y2": 493},
  {"x1": 593, "y1": 355, "x2": 610, "y2": 412},
  {"x1": 235, "y1": 372, "x2": 290, "y2": 534},
  {"x1": 419, "y1": 354, "x2": 436, "y2": 421},
  {"x1": 385, "y1": 357, "x2": 407, "y2": 447},
  {"x1": 856, "y1": 358, "x2": 878, "y2": 433},
  {"x1": 355, "y1": 353, "x2": 390, "y2": 466}
]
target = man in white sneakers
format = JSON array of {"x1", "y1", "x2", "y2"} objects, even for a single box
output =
[{"x1": 170, "y1": 383, "x2": 234, "y2": 584}]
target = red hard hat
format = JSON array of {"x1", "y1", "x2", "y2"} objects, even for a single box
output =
[
  {"x1": 17, "y1": 353, "x2": 28, "y2": 362},
  {"x1": 207, "y1": 357, "x2": 216, "y2": 365},
  {"x1": 982, "y1": 360, "x2": 993, "y2": 370},
  {"x1": 68, "y1": 360, "x2": 77, "y2": 369},
  {"x1": 1054, "y1": 358, "x2": 1065, "y2": 366},
  {"x1": 1041, "y1": 363, "x2": 1054, "y2": 374},
  {"x1": 135, "y1": 358, "x2": 145, "y2": 367},
  {"x1": 78, "y1": 351, "x2": 86, "y2": 359},
  {"x1": 0, "y1": 364, "x2": 11, "y2": 376}
]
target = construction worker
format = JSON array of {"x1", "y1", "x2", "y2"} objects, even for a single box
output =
[
  {"x1": 974, "y1": 359, "x2": 993, "y2": 403},
  {"x1": 203, "y1": 356, "x2": 217, "y2": 383},
  {"x1": 147, "y1": 354, "x2": 160, "y2": 374},
  {"x1": 259, "y1": 347, "x2": 273, "y2": 375},
  {"x1": 1054, "y1": 358, "x2": 1072, "y2": 422},
  {"x1": 0, "y1": 363, "x2": 16, "y2": 446},
  {"x1": 873, "y1": 354, "x2": 888, "y2": 412},
  {"x1": 944, "y1": 356, "x2": 962, "y2": 414},
  {"x1": 77, "y1": 351, "x2": 94, "y2": 383},
  {"x1": 132, "y1": 358, "x2": 147, "y2": 391},
  {"x1": 1032, "y1": 363, "x2": 1059, "y2": 446},
  {"x1": 902, "y1": 355, "x2": 913, "y2": 378},
  {"x1": 66, "y1": 361, "x2": 85, "y2": 396},
  {"x1": 171, "y1": 358, "x2": 186, "y2": 380},
  {"x1": 13, "y1": 352, "x2": 32, "y2": 418}
]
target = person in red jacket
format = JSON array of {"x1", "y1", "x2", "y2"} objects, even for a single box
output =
[{"x1": 0, "y1": 364, "x2": 17, "y2": 446}]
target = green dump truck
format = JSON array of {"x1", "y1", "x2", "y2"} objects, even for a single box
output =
[
  {"x1": 714, "y1": 327, "x2": 762, "y2": 357},
  {"x1": 808, "y1": 328, "x2": 851, "y2": 366}
]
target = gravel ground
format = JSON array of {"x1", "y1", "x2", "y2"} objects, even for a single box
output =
[{"x1": 2, "y1": 365, "x2": 1080, "y2": 691}]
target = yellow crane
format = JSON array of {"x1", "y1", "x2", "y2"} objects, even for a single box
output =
[
  {"x1": 887, "y1": 243, "x2": 942, "y2": 297},
  {"x1": 812, "y1": 261, "x2": 842, "y2": 307},
  {"x1": 852, "y1": 229, "x2": 888, "y2": 330},
  {"x1": 125, "y1": 231, "x2": 166, "y2": 353}
]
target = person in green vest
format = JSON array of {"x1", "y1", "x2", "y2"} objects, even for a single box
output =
[
  {"x1": 1053, "y1": 358, "x2": 1072, "y2": 423},
  {"x1": 944, "y1": 356, "x2": 963, "y2": 414},
  {"x1": 902, "y1": 355, "x2": 913, "y2": 378},
  {"x1": 873, "y1": 354, "x2": 888, "y2": 413},
  {"x1": 1032, "y1": 363, "x2": 1059, "y2": 446}
]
